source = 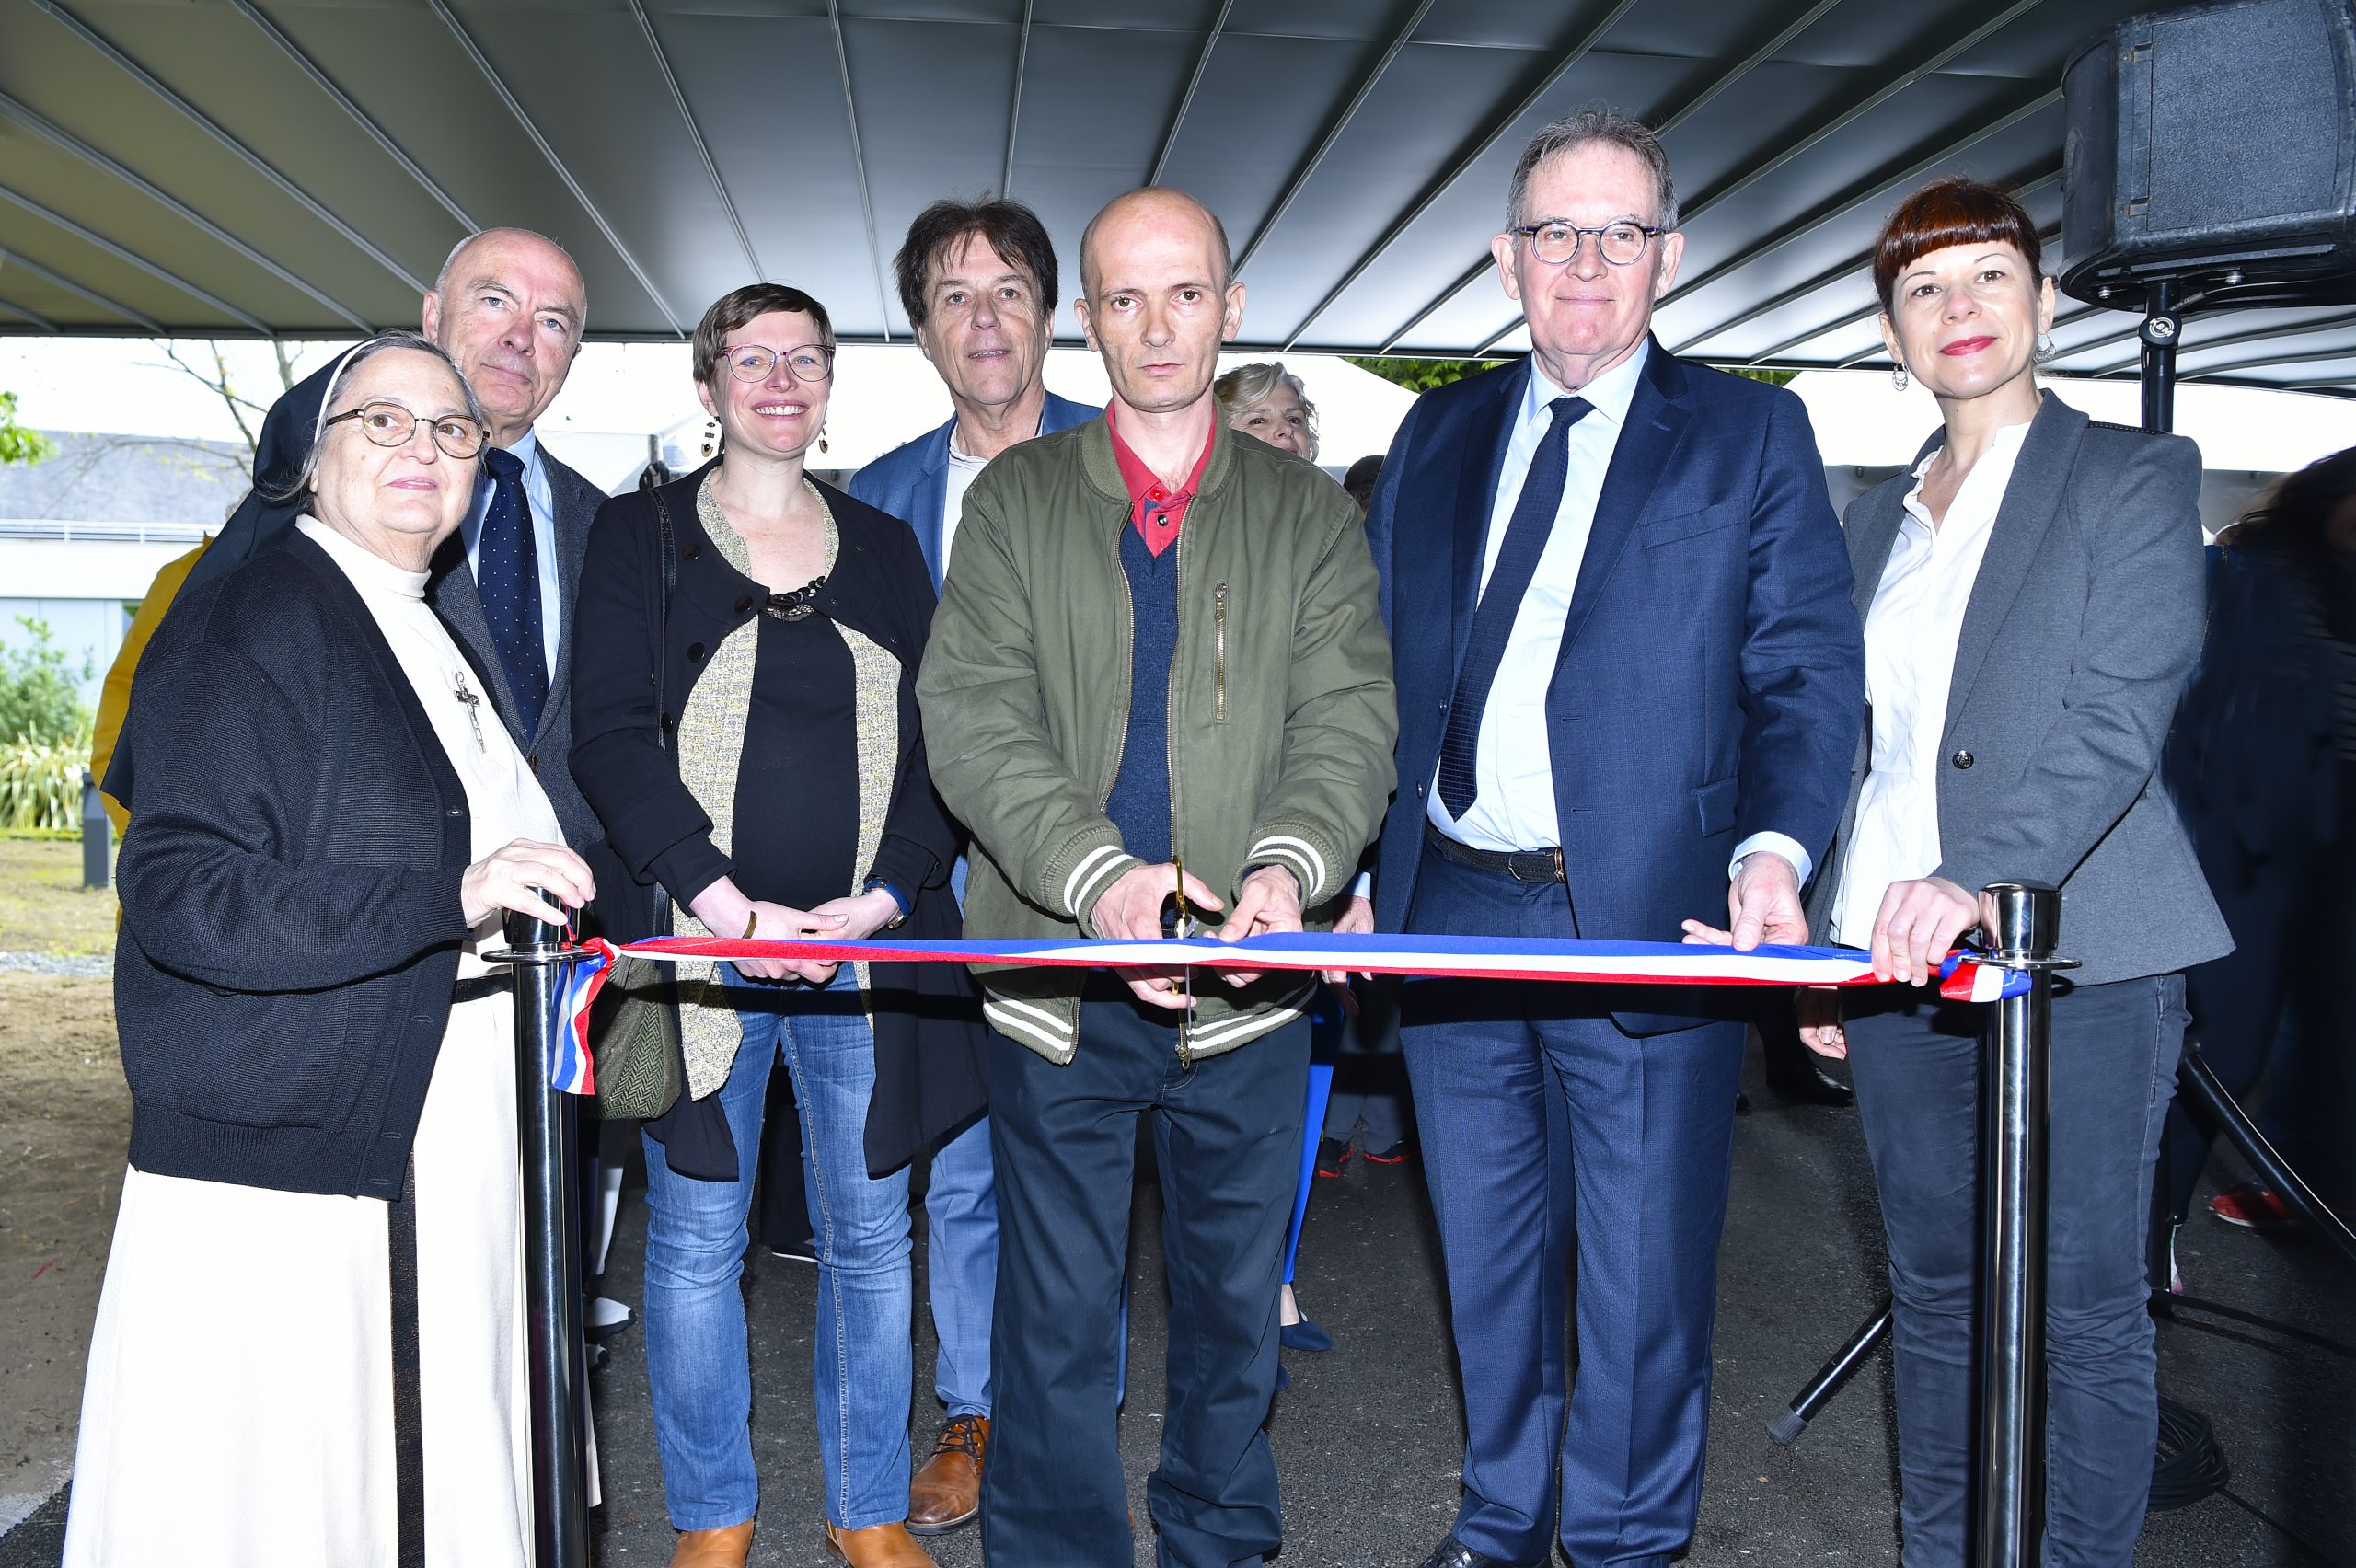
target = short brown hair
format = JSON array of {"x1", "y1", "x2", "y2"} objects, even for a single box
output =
[
  {"x1": 692, "y1": 283, "x2": 835, "y2": 387},
  {"x1": 1872, "y1": 178, "x2": 2042, "y2": 312}
]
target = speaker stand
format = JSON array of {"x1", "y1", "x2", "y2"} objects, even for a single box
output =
[{"x1": 2139, "y1": 277, "x2": 2183, "y2": 434}]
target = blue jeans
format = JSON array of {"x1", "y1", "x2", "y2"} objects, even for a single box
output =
[
  {"x1": 642, "y1": 968, "x2": 913, "y2": 1530},
  {"x1": 924, "y1": 1114, "x2": 997, "y2": 1417},
  {"x1": 1846, "y1": 973, "x2": 2186, "y2": 1568}
]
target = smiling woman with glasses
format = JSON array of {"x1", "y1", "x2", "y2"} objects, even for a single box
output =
[
  {"x1": 64, "y1": 329, "x2": 597, "y2": 1568},
  {"x1": 571, "y1": 283, "x2": 986, "y2": 1568}
]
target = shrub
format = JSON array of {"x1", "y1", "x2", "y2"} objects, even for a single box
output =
[
  {"x1": 0, "y1": 732, "x2": 88, "y2": 830},
  {"x1": 0, "y1": 617, "x2": 94, "y2": 745}
]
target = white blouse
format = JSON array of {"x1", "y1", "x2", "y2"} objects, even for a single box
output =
[{"x1": 1830, "y1": 421, "x2": 2032, "y2": 948}]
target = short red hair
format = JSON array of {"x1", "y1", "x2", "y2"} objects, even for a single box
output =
[{"x1": 1872, "y1": 178, "x2": 2042, "y2": 312}]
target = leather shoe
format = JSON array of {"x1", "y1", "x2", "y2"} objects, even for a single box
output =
[
  {"x1": 1415, "y1": 1535, "x2": 1533, "y2": 1568},
  {"x1": 669, "y1": 1521, "x2": 754, "y2": 1568},
  {"x1": 823, "y1": 1519, "x2": 935, "y2": 1566},
  {"x1": 1766, "y1": 1059, "x2": 1855, "y2": 1106},
  {"x1": 906, "y1": 1413, "x2": 987, "y2": 1533}
]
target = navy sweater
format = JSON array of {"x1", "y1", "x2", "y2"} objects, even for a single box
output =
[{"x1": 1108, "y1": 525, "x2": 1180, "y2": 867}]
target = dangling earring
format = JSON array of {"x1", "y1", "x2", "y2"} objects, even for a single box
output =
[
  {"x1": 2034, "y1": 331, "x2": 2057, "y2": 363},
  {"x1": 700, "y1": 418, "x2": 718, "y2": 460},
  {"x1": 817, "y1": 432, "x2": 829, "y2": 455},
  {"x1": 1891, "y1": 363, "x2": 1910, "y2": 392}
]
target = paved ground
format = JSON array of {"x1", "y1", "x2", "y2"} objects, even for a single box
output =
[{"x1": 5, "y1": 1048, "x2": 2348, "y2": 1566}]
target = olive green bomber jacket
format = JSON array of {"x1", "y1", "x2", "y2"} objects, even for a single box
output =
[{"x1": 915, "y1": 417, "x2": 1397, "y2": 1064}]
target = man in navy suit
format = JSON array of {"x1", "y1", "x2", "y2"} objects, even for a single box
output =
[
  {"x1": 847, "y1": 196, "x2": 1097, "y2": 1536},
  {"x1": 1362, "y1": 110, "x2": 1863, "y2": 1568}
]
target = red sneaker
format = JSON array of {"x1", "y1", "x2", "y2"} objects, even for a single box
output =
[
  {"x1": 2207, "y1": 1182, "x2": 2301, "y2": 1231},
  {"x1": 1314, "y1": 1136, "x2": 1350, "y2": 1179},
  {"x1": 1361, "y1": 1139, "x2": 1415, "y2": 1166}
]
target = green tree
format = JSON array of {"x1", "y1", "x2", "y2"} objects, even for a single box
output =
[
  {"x1": 0, "y1": 617, "x2": 94, "y2": 744},
  {"x1": 0, "y1": 390, "x2": 56, "y2": 466},
  {"x1": 1346, "y1": 357, "x2": 1498, "y2": 394}
]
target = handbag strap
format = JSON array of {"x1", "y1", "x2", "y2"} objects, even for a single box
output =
[
  {"x1": 648, "y1": 483, "x2": 679, "y2": 939},
  {"x1": 651, "y1": 484, "x2": 676, "y2": 753}
]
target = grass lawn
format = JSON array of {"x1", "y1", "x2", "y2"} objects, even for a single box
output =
[{"x1": 0, "y1": 836, "x2": 118, "y2": 955}]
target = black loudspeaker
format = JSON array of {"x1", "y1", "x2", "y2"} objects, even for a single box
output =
[{"x1": 2062, "y1": 0, "x2": 2356, "y2": 311}]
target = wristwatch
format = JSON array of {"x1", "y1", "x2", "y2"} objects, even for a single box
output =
[{"x1": 862, "y1": 877, "x2": 910, "y2": 929}]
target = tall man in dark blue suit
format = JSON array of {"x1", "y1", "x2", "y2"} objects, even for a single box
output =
[{"x1": 1363, "y1": 110, "x2": 1864, "y2": 1568}]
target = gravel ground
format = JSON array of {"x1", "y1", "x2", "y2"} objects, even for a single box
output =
[{"x1": 0, "y1": 953, "x2": 109, "y2": 979}]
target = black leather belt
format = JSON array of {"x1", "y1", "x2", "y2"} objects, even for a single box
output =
[
  {"x1": 1425, "y1": 821, "x2": 1565, "y2": 883},
  {"x1": 452, "y1": 974, "x2": 509, "y2": 1005}
]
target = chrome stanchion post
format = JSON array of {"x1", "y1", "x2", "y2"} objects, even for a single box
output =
[
  {"x1": 1974, "y1": 881, "x2": 2072, "y2": 1568},
  {"x1": 490, "y1": 906, "x2": 590, "y2": 1568}
]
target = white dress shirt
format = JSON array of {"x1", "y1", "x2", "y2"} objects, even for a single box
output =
[
  {"x1": 462, "y1": 427, "x2": 564, "y2": 680},
  {"x1": 1422, "y1": 342, "x2": 1807, "y2": 883},
  {"x1": 1831, "y1": 420, "x2": 2031, "y2": 947}
]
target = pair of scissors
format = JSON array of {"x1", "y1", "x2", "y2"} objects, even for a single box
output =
[{"x1": 1172, "y1": 858, "x2": 1198, "y2": 1066}]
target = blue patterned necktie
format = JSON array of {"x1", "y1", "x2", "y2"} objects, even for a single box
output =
[
  {"x1": 476, "y1": 445, "x2": 547, "y2": 740},
  {"x1": 1436, "y1": 394, "x2": 1592, "y2": 822}
]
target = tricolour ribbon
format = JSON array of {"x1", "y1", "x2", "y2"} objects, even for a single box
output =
[{"x1": 542, "y1": 932, "x2": 2027, "y2": 1094}]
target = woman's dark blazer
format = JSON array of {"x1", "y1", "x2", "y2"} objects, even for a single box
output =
[
  {"x1": 1806, "y1": 395, "x2": 2233, "y2": 985},
  {"x1": 571, "y1": 461, "x2": 987, "y2": 1177},
  {"x1": 108, "y1": 530, "x2": 476, "y2": 1200}
]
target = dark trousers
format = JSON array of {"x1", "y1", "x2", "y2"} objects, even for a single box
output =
[
  {"x1": 982, "y1": 984, "x2": 1310, "y2": 1568},
  {"x1": 1846, "y1": 974, "x2": 2186, "y2": 1568},
  {"x1": 1400, "y1": 845, "x2": 1746, "y2": 1568}
]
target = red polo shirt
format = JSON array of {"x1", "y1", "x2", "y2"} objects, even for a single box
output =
[{"x1": 1106, "y1": 406, "x2": 1215, "y2": 558}]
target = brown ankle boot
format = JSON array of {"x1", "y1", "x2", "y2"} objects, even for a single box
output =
[
  {"x1": 668, "y1": 1521, "x2": 754, "y2": 1568},
  {"x1": 907, "y1": 1413, "x2": 987, "y2": 1533},
  {"x1": 823, "y1": 1520, "x2": 936, "y2": 1566}
]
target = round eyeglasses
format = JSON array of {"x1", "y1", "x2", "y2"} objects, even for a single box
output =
[
  {"x1": 722, "y1": 342, "x2": 836, "y2": 383},
  {"x1": 1513, "y1": 219, "x2": 1664, "y2": 267},
  {"x1": 323, "y1": 399, "x2": 489, "y2": 459}
]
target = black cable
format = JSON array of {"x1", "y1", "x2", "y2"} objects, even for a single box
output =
[
  {"x1": 2219, "y1": 1486, "x2": 2351, "y2": 1567},
  {"x1": 2161, "y1": 1292, "x2": 2356, "y2": 1358},
  {"x1": 2150, "y1": 1395, "x2": 2231, "y2": 1512}
]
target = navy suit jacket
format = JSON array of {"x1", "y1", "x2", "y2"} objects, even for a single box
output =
[
  {"x1": 848, "y1": 389, "x2": 1100, "y2": 588},
  {"x1": 1365, "y1": 340, "x2": 1863, "y2": 1014}
]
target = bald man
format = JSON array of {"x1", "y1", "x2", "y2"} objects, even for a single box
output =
[
  {"x1": 917, "y1": 188, "x2": 1395, "y2": 1567},
  {"x1": 143, "y1": 229, "x2": 608, "y2": 859}
]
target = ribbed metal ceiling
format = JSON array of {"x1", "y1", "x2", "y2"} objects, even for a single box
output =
[{"x1": 0, "y1": 0, "x2": 2349, "y2": 394}]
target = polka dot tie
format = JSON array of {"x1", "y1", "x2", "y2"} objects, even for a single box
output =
[{"x1": 477, "y1": 445, "x2": 547, "y2": 739}]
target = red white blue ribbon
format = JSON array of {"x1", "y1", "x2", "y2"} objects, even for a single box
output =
[{"x1": 542, "y1": 932, "x2": 2027, "y2": 1094}]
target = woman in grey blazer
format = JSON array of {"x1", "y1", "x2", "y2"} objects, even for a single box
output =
[{"x1": 1791, "y1": 179, "x2": 2231, "y2": 1564}]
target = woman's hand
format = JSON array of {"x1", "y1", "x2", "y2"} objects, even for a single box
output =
[
  {"x1": 1796, "y1": 986, "x2": 1847, "y2": 1058},
  {"x1": 1870, "y1": 876, "x2": 1979, "y2": 985},
  {"x1": 461, "y1": 839, "x2": 595, "y2": 929},
  {"x1": 687, "y1": 878, "x2": 849, "y2": 985}
]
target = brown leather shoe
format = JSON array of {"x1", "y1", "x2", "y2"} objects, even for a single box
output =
[
  {"x1": 668, "y1": 1521, "x2": 754, "y2": 1568},
  {"x1": 823, "y1": 1519, "x2": 936, "y2": 1566},
  {"x1": 906, "y1": 1413, "x2": 988, "y2": 1534}
]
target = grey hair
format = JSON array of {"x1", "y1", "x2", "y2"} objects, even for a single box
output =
[
  {"x1": 268, "y1": 329, "x2": 490, "y2": 513},
  {"x1": 1505, "y1": 107, "x2": 1680, "y2": 234},
  {"x1": 432, "y1": 226, "x2": 587, "y2": 314},
  {"x1": 1213, "y1": 360, "x2": 1320, "y2": 462}
]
